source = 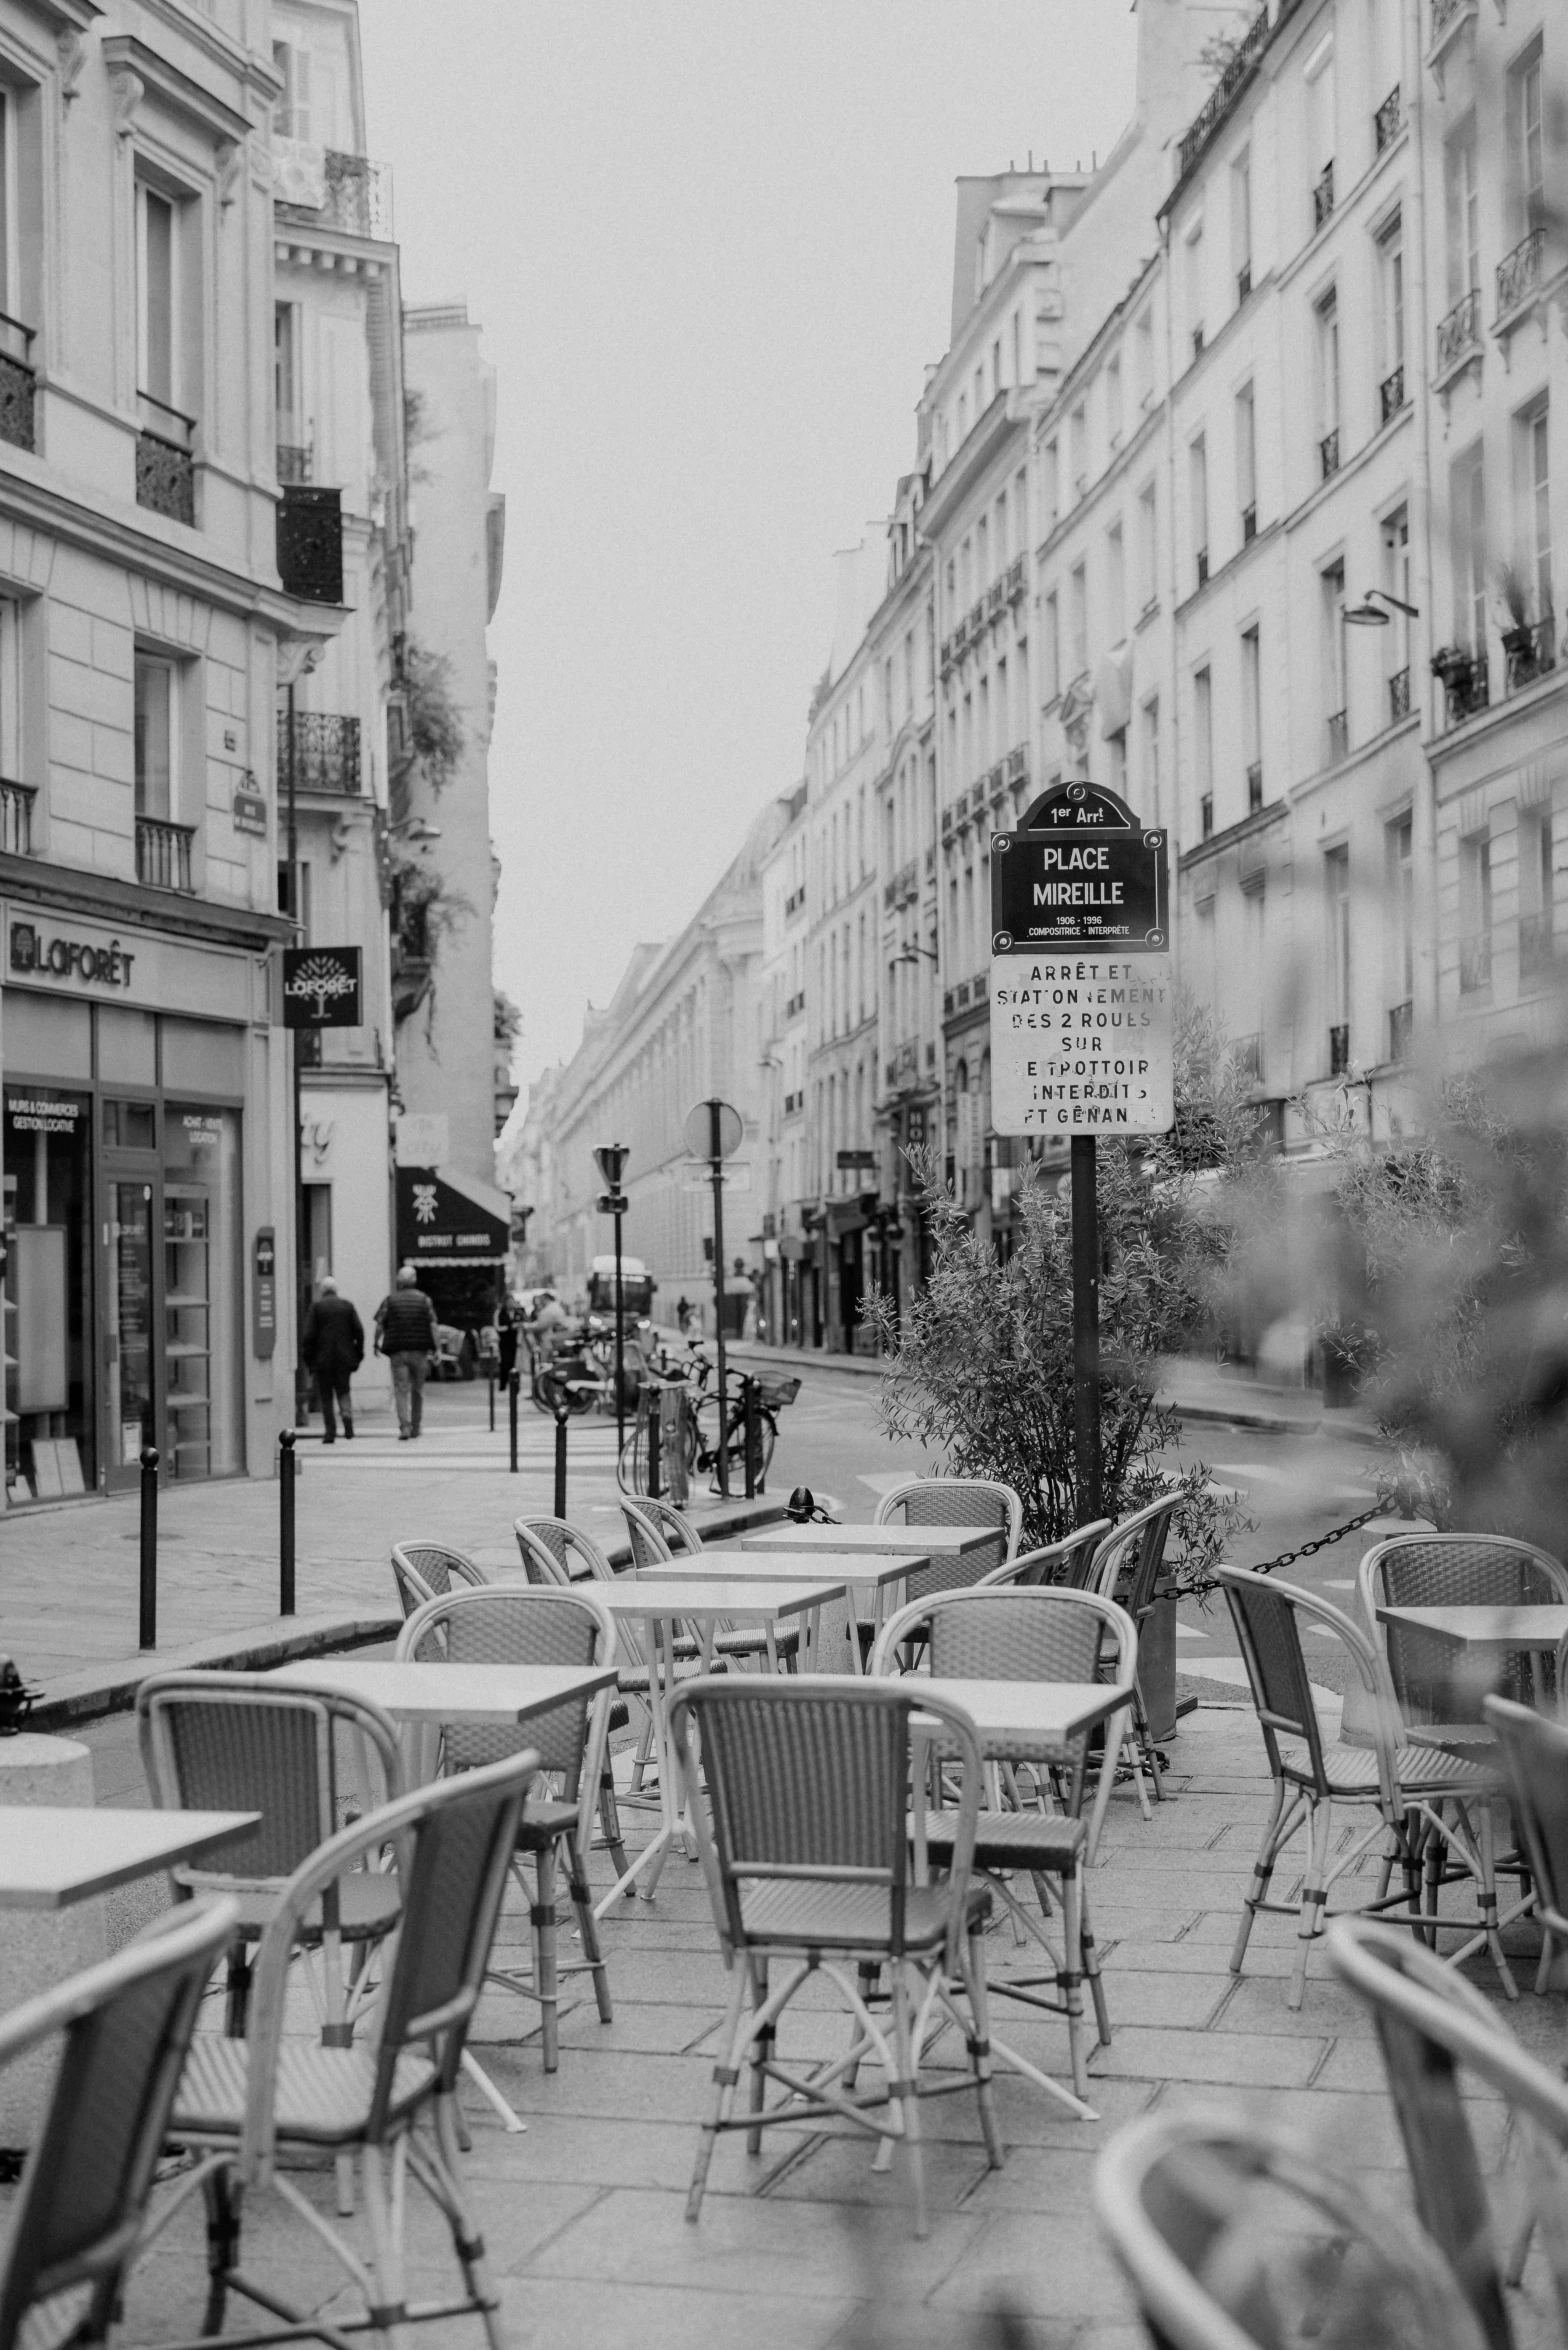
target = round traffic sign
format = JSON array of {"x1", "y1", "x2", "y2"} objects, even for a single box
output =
[{"x1": 684, "y1": 1098, "x2": 743, "y2": 1161}]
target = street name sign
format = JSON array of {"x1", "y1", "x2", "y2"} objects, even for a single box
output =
[
  {"x1": 682, "y1": 1160, "x2": 751, "y2": 1193},
  {"x1": 990, "y1": 782, "x2": 1174, "y2": 1137}
]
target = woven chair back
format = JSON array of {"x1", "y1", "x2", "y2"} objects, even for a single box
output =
[
  {"x1": 981, "y1": 1520, "x2": 1113, "y2": 1589},
  {"x1": 1089, "y1": 1493, "x2": 1182, "y2": 1617},
  {"x1": 0, "y1": 1898, "x2": 236, "y2": 2350},
  {"x1": 514, "y1": 1516, "x2": 614, "y2": 1584},
  {"x1": 395, "y1": 1585, "x2": 614, "y2": 1780},
  {"x1": 1094, "y1": 2104, "x2": 1489, "y2": 2350},
  {"x1": 873, "y1": 1477, "x2": 1021, "y2": 1595},
  {"x1": 1361, "y1": 1535, "x2": 1568, "y2": 1726},
  {"x1": 632, "y1": 1497, "x2": 703, "y2": 1556},
  {"x1": 1329, "y1": 1915, "x2": 1568, "y2": 2350},
  {"x1": 1217, "y1": 1570, "x2": 1330, "y2": 1790},
  {"x1": 620, "y1": 1502, "x2": 673, "y2": 1572},
  {"x1": 1485, "y1": 1696, "x2": 1568, "y2": 1938},
  {"x1": 390, "y1": 1542, "x2": 487, "y2": 1618},
  {"x1": 137, "y1": 1673, "x2": 401, "y2": 1888}
]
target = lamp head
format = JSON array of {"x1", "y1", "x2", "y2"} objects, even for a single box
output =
[{"x1": 593, "y1": 1143, "x2": 630, "y2": 1190}]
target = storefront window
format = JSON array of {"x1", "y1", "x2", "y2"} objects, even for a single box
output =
[
  {"x1": 163, "y1": 1105, "x2": 241, "y2": 1479},
  {"x1": 3, "y1": 1088, "x2": 93, "y2": 1499}
]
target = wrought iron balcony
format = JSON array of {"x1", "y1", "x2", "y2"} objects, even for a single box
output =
[
  {"x1": 1175, "y1": 6, "x2": 1271, "y2": 181},
  {"x1": 0, "y1": 314, "x2": 36, "y2": 453},
  {"x1": 1389, "y1": 666, "x2": 1411, "y2": 722},
  {"x1": 279, "y1": 711, "x2": 362, "y2": 794},
  {"x1": 1319, "y1": 428, "x2": 1340, "y2": 481},
  {"x1": 276, "y1": 443, "x2": 311, "y2": 485},
  {"x1": 1326, "y1": 708, "x2": 1348, "y2": 765},
  {"x1": 277, "y1": 484, "x2": 343, "y2": 604},
  {"x1": 297, "y1": 150, "x2": 394, "y2": 240},
  {"x1": 0, "y1": 778, "x2": 35, "y2": 854},
  {"x1": 1497, "y1": 227, "x2": 1545, "y2": 322},
  {"x1": 1458, "y1": 931, "x2": 1492, "y2": 993},
  {"x1": 1435, "y1": 287, "x2": 1481, "y2": 379},
  {"x1": 1312, "y1": 163, "x2": 1335, "y2": 232},
  {"x1": 1434, "y1": 649, "x2": 1489, "y2": 726},
  {"x1": 1374, "y1": 85, "x2": 1402, "y2": 153},
  {"x1": 1246, "y1": 761, "x2": 1263, "y2": 812},
  {"x1": 1380, "y1": 365, "x2": 1405, "y2": 423},
  {"x1": 1329, "y1": 1023, "x2": 1350, "y2": 1076},
  {"x1": 135, "y1": 814, "x2": 194, "y2": 892},
  {"x1": 1388, "y1": 1000, "x2": 1413, "y2": 1062},
  {"x1": 136, "y1": 394, "x2": 196, "y2": 525},
  {"x1": 1520, "y1": 911, "x2": 1556, "y2": 979},
  {"x1": 1504, "y1": 614, "x2": 1556, "y2": 694}
]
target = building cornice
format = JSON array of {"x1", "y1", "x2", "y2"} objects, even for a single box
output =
[
  {"x1": 1, "y1": 854, "x2": 292, "y2": 950},
  {"x1": 131, "y1": 0, "x2": 281, "y2": 101},
  {"x1": 100, "y1": 33, "x2": 252, "y2": 143}
]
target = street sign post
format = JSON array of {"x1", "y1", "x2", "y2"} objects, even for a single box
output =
[
  {"x1": 686, "y1": 1099, "x2": 742, "y2": 1495},
  {"x1": 990, "y1": 782, "x2": 1174, "y2": 1521},
  {"x1": 593, "y1": 1144, "x2": 631, "y2": 1461}
]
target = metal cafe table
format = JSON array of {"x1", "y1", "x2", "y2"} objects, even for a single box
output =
[
  {"x1": 0, "y1": 1807, "x2": 259, "y2": 1909},
  {"x1": 643, "y1": 1546, "x2": 927, "y2": 1672},
  {"x1": 908, "y1": 1675, "x2": 1135, "y2": 2123},
  {"x1": 1375, "y1": 1603, "x2": 1568, "y2": 1717},
  {"x1": 595, "y1": 1575, "x2": 848, "y2": 1912},
  {"x1": 740, "y1": 1522, "x2": 997, "y2": 1565}
]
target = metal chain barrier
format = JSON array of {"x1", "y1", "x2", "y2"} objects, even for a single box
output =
[{"x1": 1247, "y1": 1502, "x2": 1384, "y2": 1578}]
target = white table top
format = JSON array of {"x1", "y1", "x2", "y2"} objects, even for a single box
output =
[
  {"x1": 641, "y1": 1548, "x2": 922, "y2": 1590},
  {"x1": 909, "y1": 1677, "x2": 1130, "y2": 1754},
  {"x1": 600, "y1": 1577, "x2": 846, "y2": 1620},
  {"x1": 1377, "y1": 1604, "x2": 1568, "y2": 1650},
  {"x1": 741, "y1": 1522, "x2": 991, "y2": 1558},
  {"x1": 0, "y1": 1806, "x2": 259, "y2": 1911},
  {"x1": 267, "y1": 1659, "x2": 617, "y2": 1726}
]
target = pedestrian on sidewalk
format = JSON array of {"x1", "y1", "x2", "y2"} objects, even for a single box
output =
[
  {"x1": 301, "y1": 1274, "x2": 364, "y2": 1443},
  {"x1": 376, "y1": 1263, "x2": 439, "y2": 1441}
]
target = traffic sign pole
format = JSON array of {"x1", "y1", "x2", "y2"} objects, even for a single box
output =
[
  {"x1": 1070, "y1": 1138, "x2": 1102, "y2": 1523},
  {"x1": 709, "y1": 1100, "x2": 729, "y2": 1498}
]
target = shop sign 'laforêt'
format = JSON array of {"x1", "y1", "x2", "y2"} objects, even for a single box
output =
[
  {"x1": 989, "y1": 782, "x2": 1174, "y2": 1138},
  {"x1": 281, "y1": 945, "x2": 361, "y2": 1028}
]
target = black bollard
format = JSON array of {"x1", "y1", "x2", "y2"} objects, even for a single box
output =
[
  {"x1": 279, "y1": 1428, "x2": 296, "y2": 1617},
  {"x1": 554, "y1": 1405, "x2": 568, "y2": 1519},
  {"x1": 138, "y1": 1446, "x2": 159, "y2": 1650},
  {"x1": 742, "y1": 1378, "x2": 758, "y2": 1500},
  {"x1": 648, "y1": 1393, "x2": 662, "y2": 1500},
  {"x1": 508, "y1": 1372, "x2": 519, "y2": 1473}
]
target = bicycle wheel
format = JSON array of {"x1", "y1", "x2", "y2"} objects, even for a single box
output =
[
  {"x1": 693, "y1": 1394, "x2": 723, "y2": 1475},
  {"x1": 617, "y1": 1411, "x2": 648, "y2": 1496}
]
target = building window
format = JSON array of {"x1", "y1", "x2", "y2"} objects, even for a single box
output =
[
  {"x1": 1451, "y1": 440, "x2": 1487, "y2": 656},
  {"x1": 1070, "y1": 405, "x2": 1087, "y2": 497},
  {"x1": 1513, "y1": 41, "x2": 1545, "y2": 237},
  {"x1": 1106, "y1": 355, "x2": 1123, "y2": 448},
  {"x1": 1044, "y1": 590, "x2": 1059, "y2": 700},
  {"x1": 1523, "y1": 807, "x2": 1556, "y2": 976},
  {"x1": 1185, "y1": 219, "x2": 1205, "y2": 357},
  {"x1": 1109, "y1": 727, "x2": 1127, "y2": 796},
  {"x1": 272, "y1": 40, "x2": 312, "y2": 141},
  {"x1": 1236, "y1": 383, "x2": 1256, "y2": 540},
  {"x1": 134, "y1": 654, "x2": 174, "y2": 821},
  {"x1": 1516, "y1": 397, "x2": 1552, "y2": 640},
  {"x1": 1387, "y1": 815, "x2": 1414, "y2": 1046},
  {"x1": 1445, "y1": 113, "x2": 1480, "y2": 302},
  {"x1": 1107, "y1": 522, "x2": 1125, "y2": 642},
  {"x1": 137, "y1": 183, "x2": 177, "y2": 415},
  {"x1": 1194, "y1": 665, "x2": 1213, "y2": 836},
  {"x1": 1142, "y1": 695, "x2": 1160, "y2": 827},
  {"x1": 1326, "y1": 845, "x2": 1350, "y2": 1066},
  {"x1": 1321, "y1": 561, "x2": 1346, "y2": 761},
  {"x1": 1460, "y1": 831, "x2": 1493, "y2": 991},
  {"x1": 1190, "y1": 434, "x2": 1208, "y2": 586},
  {"x1": 1137, "y1": 480, "x2": 1157, "y2": 610},
  {"x1": 1241, "y1": 626, "x2": 1261, "y2": 807},
  {"x1": 1043, "y1": 439, "x2": 1059, "y2": 527},
  {"x1": 1315, "y1": 290, "x2": 1340, "y2": 477},
  {"x1": 1134, "y1": 308, "x2": 1154, "y2": 408},
  {"x1": 1069, "y1": 563, "x2": 1087, "y2": 676},
  {"x1": 1232, "y1": 150, "x2": 1252, "y2": 302},
  {"x1": 1383, "y1": 506, "x2": 1412, "y2": 719},
  {"x1": 1378, "y1": 215, "x2": 1404, "y2": 419}
]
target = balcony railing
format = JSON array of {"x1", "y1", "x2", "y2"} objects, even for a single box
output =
[
  {"x1": 1319, "y1": 428, "x2": 1340, "y2": 480},
  {"x1": 1434, "y1": 649, "x2": 1489, "y2": 726},
  {"x1": 1242, "y1": 502, "x2": 1256, "y2": 542},
  {"x1": 1326, "y1": 708, "x2": 1348, "y2": 765},
  {"x1": 1175, "y1": 6, "x2": 1271, "y2": 181},
  {"x1": 1329, "y1": 1023, "x2": 1350, "y2": 1076},
  {"x1": 277, "y1": 484, "x2": 343, "y2": 604},
  {"x1": 0, "y1": 314, "x2": 36, "y2": 453},
  {"x1": 279, "y1": 711, "x2": 362, "y2": 794},
  {"x1": 1497, "y1": 227, "x2": 1545, "y2": 322},
  {"x1": 135, "y1": 814, "x2": 194, "y2": 892},
  {"x1": 1389, "y1": 666, "x2": 1411, "y2": 722},
  {"x1": 0, "y1": 777, "x2": 35, "y2": 854},
  {"x1": 276, "y1": 443, "x2": 311, "y2": 484},
  {"x1": 1312, "y1": 163, "x2": 1335, "y2": 231},
  {"x1": 1435, "y1": 287, "x2": 1481, "y2": 378},
  {"x1": 290, "y1": 149, "x2": 394, "y2": 240},
  {"x1": 1504, "y1": 614, "x2": 1556, "y2": 693},
  {"x1": 1246, "y1": 760, "x2": 1263, "y2": 812},
  {"x1": 1459, "y1": 931, "x2": 1492, "y2": 993},
  {"x1": 136, "y1": 393, "x2": 196, "y2": 525},
  {"x1": 1520, "y1": 911, "x2": 1556, "y2": 979},
  {"x1": 1374, "y1": 85, "x2": 1402, "y2": 152},
  {"x1": 1388, "y1": 1000, "x2": 1413, "y2": 1061},
  {"x1": 1380, "y1": 365, "x2": 1405, "y2": 423}
]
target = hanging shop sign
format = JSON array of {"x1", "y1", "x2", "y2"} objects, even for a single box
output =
[
  {"x1": 395, "y1": 1165, "x2": 512, "y2": 1267},
  {"x1": 232, "y1": 780, "x2": 268, "y2": 837},
  {"x1": 989, "y1": 782, "x2": 1174, "y2": 1138},
  {"x1": 281, "y1": 944, "x2": 362, "y2": 1028}
]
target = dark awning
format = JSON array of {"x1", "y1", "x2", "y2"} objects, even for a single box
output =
[{"x1": 395, "y1": 1165, "x2": 511, "y2": 1267}]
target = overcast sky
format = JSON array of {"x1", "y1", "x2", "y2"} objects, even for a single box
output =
[{"x1": 360, "y1": 1, "x2": 1141, "y2": 1100}]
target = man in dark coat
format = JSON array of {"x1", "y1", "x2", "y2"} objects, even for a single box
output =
[
  {"x1": 375, "y1": 1263, "x2": 439, "y2": 1439},
  {"x1": 300, "y1": 1275, "x2": 365, "y2": 1443}
]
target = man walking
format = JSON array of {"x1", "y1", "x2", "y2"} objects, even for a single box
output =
[
  {"x1": 300, "y1": 1275, "x2": 364, "y2": 1443},
  {"x1": 376, "y1": 1263, "x2": 439, "y2": 1440}
]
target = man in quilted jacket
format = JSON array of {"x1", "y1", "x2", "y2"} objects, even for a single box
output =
[{"x1": 375, "y1": 1263, "x2": 439, "y2": 1440}]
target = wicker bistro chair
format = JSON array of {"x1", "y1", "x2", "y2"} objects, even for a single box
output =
[
  {"x1": 872, "y1": 1477, "x2": 1023, "y2": 1594},
  {"x1": 1359, "y1": 1534, "x2": 1568, "y2": 1730},
  {"x1": 620, "y1": 1498, "x2": 805, "y2": 1670},
  {"x1": 0, "y1": 1897, "x2": 236, "y2": 2350},
  {"x1": 979, "y1": 1520, "x2": 1113, "y2": 1590},
  {"x1": 1329, "y1": 1916, "x2": 1568, "y2": 2347},
  {"x1": 390, "y1": 1542, "x2": 489, "y2": 1619},
  {"x1": 137, "y1": 1672, "x2": 404, "y2": 2041},
  {"x1": 870, "y1": 1586, "x2": 1137, "y2": 2108},
  {"x1": 625, "y1": 1494, "x2": 703, "y2": 1555},
  {"x1": 149, "y1": 1752, "x2": 535, "y2": 2350},
  {"x1": 1218, "y1": 1568, "x2": 1513, "y2": 2010},
  {"x1": 669, "y1": 1674, "x2": 1001, "y2": 2239},
  {"x1": 1086, "y1": 1491, "x2": 1185, "y2": 1809},
  {"x1": 1094, "y1": 2107, "x2": 1490, "y2": 2350},
  {"x1": 1484, "y1": 1696, "x2": 1568, "y2": 1992},
  {"x1": 396, "y1": 1585, "x2": 621, "y2": 2070}
]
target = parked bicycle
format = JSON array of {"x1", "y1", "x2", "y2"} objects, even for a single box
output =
[{"x1": 616, "y1": 1339, "x2": 799, "y2": 1496}]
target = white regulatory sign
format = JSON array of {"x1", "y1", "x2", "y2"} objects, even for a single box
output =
[{"x1": 989, "y1": 954, "x2": 1175, "y2": 1137}]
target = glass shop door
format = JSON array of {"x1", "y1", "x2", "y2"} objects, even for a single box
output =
[{"x1": 104, "y1": 1172, "x2": 164, "y2": 1488}]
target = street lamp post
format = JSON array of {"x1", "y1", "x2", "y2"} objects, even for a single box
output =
[{"x1": 593, "y1": 1144, "x2": 630, "y2": 1462}]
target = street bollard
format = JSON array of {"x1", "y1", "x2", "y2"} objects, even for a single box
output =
[
  {"x1": 279, "y1": 1428, "x2": 296, "y2": 1618},
  {"x1": 138, "y1": 1446, "x2": 159, "y2": 1651},
  {"x1": 554, "y1": 1405, "x2": 568, "y2": 1519},
  {"x1": 742, "y1": 1378, "x2": 758, "y2": 1500},
  {"x1": 648, "y1": 1395, "x2": 661, "y2": 1500},
  {"x1": 508, "y1": 1373, "x2": 519, "y2": 1474}
]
